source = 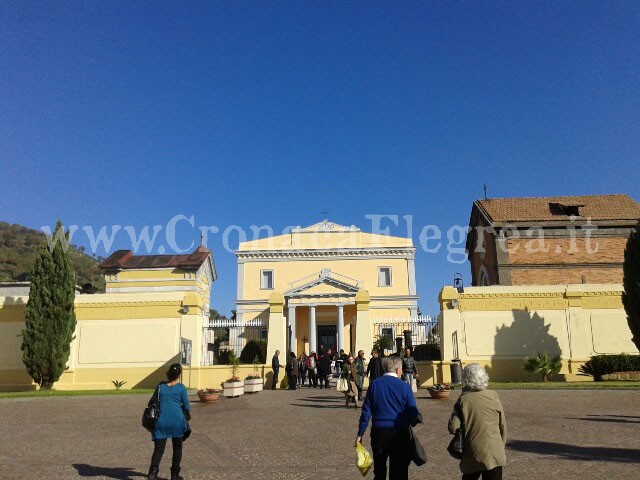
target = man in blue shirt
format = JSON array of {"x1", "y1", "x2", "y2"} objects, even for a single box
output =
[{"x1": 355, "y1": 356, "x2": 420, "y2": 479}]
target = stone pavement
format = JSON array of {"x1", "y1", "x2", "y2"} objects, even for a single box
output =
[{"x1": 0, "y1": 387, "x2": 639, "y2": 479}]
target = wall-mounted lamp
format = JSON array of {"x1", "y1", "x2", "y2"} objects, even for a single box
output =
[
  {"x1": 181, "y1": 305, "x2": 190, "y2": 314},
  {"x1": 454, "y1": 273, "x2": 464, "y2": 294}
]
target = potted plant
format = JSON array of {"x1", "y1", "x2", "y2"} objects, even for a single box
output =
[
  {"x1": 223, "y1": 352, "x2": 244, "y2": 398},
  {"x1": 427, "y1": 383, "x2": 452, "y2": 399},
  {"x1": 197, "y1": 388, "x2": 222, "y2": 403},
  {"x1": 244, "y1": 355, "x2": 264, "y2": 393}
]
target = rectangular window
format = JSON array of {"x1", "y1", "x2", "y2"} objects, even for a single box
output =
[
  {"x1": 378, "y1": 267, "x2": 392, "y2": 287},
  {"x1": 260, "y1": 270, "x2": 274, "y2": 290}
]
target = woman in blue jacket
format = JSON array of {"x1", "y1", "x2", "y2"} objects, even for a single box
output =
[{"x1": 148, "y1": 363, "x2": 190, "y2": 480}]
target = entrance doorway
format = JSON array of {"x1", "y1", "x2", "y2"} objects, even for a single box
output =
[{"x1": 317, "y1": 325, "x2": 337, "y2": 353}]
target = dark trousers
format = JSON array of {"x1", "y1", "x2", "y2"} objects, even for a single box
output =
[
  {"x1": 462, "y1": 467, "x2": 503, "y2": 480},
  {"x1": 371, "y1": 427, "x2": 410, "y2": 480},
  {"x1": 321, "y1": 374, "x2": 330, "y2": 388},
  {"x1": 308, "y1": 371, "x2": 317, "y2": 387},
  {"x1": 272, "y1": 369, "x2": 279, "y2": 389},
  {"x1": 288, "y1": 374, "x2": 297, "y2": 390},
  {"x1": 151, "y1": 438, "x2": 183, "y2": 470}
]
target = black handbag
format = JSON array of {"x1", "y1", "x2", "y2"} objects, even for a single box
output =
[
  {"x1": 409, "y1": 426, "x2": 427, "y2": 466},
  {"x1": 182, "y1": 408, "x2": 191, "y2": 441},
  {"x1": 447, "y1": 401, "x2": 464, "y2": 459},
  {"x1": 142, "y1": 383, "x2": 162, "y2": 432}
]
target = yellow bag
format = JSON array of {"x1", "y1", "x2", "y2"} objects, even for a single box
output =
[{"x1": 355, "y1": 441, "x2": 373, "y2": 476}]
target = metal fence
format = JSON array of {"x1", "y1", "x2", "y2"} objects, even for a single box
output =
[
  {"x1": 201, "y1": 318, "x2": 268, "y2": 366},
  {"x1": 372, "y1": 315, "x2": 441, "y2": 360}
]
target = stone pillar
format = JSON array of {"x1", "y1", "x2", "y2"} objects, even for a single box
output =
[
  {"x1": 565, "y1": 285, "x2": 589, "y2": 377},
  {"x1": 337, "y1": 304, "x2": 345, "y2": 353},
  {"x1": 288, "y1": 304, "x2": 297, "y2": 355},
  {"x1": 267, "y1": 292, "x2": 286, "y2": 367},
  {"x1": 180, "y1": 291, "x2": 205, "y2": 389},
  {"x1": 355, "y1": 290, "x2": 373, "y2": 358},
  {"x1": 309, "y1": 305, "x2": 317, "y2": 353}
]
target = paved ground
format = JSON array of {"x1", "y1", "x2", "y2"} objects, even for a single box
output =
[{"x1": 0, "y1": 386, "x2": 639, "y2": 479}]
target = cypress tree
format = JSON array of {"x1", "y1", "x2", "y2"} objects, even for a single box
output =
[
  {"x1": 623, "y1": 220, "x2": 640, "y2": 351},
  {"x1": 21, "y1": 220, "x2": 77, "y2": 389}
]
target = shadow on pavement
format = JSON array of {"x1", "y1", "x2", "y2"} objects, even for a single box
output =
[
  {"x1": 507, "y1": 440, "x2": 640, "y2": 463},
  {"x1": 298, "y1": 397, "x2": 343, "y2": 403},
  {"x1": 73, "y1": 464, "x2": 146, "y2": 479},
  {"x1": 290, "y1": 403, "x2": 351, "y2": 409},
  {"x1": 568, "y1": 416, "x2": 640, "y2": 424}
]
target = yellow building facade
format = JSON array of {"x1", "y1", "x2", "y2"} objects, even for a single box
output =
[
  {"x1": 235, "y1": 220, "x2": 419, "y2": 361},
  {"x1": 438, "y1": 283, "x2": 639, "y2": 382},
  {"x1": 0, "y1": 246, "x2": 216, "y2": 391}
]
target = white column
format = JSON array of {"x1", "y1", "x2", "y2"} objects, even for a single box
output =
[
  {"x1": 288, "y1": 304, "x2": 297, "y2": 354},
  {"x1": 309, "y1": 305, "x2": 317, "y2": 353},
  {"x1": 337, "y1": 304, "x2": 345, "y2": 353}
]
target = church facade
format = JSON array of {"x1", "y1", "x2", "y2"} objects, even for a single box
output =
[{"x1": 235, "y1": 220, "x2": 418, "y2": 359}]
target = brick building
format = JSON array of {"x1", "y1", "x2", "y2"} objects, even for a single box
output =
[{"x1": 465, "y1": 194, "x2": 640, "y2": 286}]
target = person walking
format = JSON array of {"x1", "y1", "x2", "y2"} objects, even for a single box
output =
[
  {"x1": 271, "y1": 350, "x2": 284, "y2": 390},
  {"x1": 286, "y1": 351, "x2": 299, "y2": 390},
  {"x1": 448, "y1": 364, "x2": 507, "y2": 480},
  {"x1": 355, "y1": 357, "x2": 421, "y2": 480},
  {"x1": 366, "y1": 349, "x2": 383, "y2": 383},
  {"x1": 298, "y1": 353, "x2": 307, "y2": 387},
  {"x1": 307, "y1": 352, "x2": 318, "y2": 388},
  {"x1": 336, "y1": 348, "x2": 347, "y2": 374},
  {"x1": 147, "y1": 363, "x2": 190, "y2": 480},
  {"x1": 402, "y1": 348, "x2": 418, "y2": 389},
  {"x1": 317, "y1": 348, "x2": 332, "y2": 389},
  {"x1": 354, "y1": 350, "x2": 366, "y2": 398},
  {"x1": 341, "y1": 355, "x2": 360, "y2": 407}
]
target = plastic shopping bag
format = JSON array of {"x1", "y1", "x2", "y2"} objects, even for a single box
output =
[
  {"x1": 337, "y1": 378, "x2": 348, "y2": 392},
  {"x1": 355, "y1": 441, "x2": 373, "y2": 477}
]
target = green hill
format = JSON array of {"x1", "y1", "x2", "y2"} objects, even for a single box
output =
[{"x1": 0, "y1": 222, "x2": 105, "y2": 292}]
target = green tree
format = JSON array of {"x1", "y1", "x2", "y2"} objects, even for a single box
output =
[
  {"x1": 21, "y1": 220, "x2": 77, "y2": 389},
  {"x1": 623, "y1": 220, "x2": 640, "y2": 351},
  {"x1": 373, "y1": 334, "x2": 395, "y2": 357},
  {"x1": 523, "y1": 352, "x2": 562, "y2": 382}
]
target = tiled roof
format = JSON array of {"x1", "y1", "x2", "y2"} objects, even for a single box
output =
[
  {"x1": 476, "y1": 194, "x2": 640, "y2": 223},
  {"x1": 100, "y1": 246, "x2": 211, "y2": 270}
]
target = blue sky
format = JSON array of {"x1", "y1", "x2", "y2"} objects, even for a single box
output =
[{"x1": 1, "y1": 2, "x2": 639, "y2": 315}]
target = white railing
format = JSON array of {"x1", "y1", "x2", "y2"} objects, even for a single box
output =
[
  {"x1": 372, "y1": 315, "x2": 437, "y2": 324},
  {"x1": 204, "y1": 318, "x2": 266, "y2": 328}
]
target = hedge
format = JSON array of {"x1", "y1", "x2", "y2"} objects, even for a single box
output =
[
  {"x1": 412, "y1": 344, "x2": 442, "y2": 361},
  {"x1": 581, "y1": 354, "x2": 640, "y2": 381},
  {"x1": 240, "y1": 340, "x2": 267, "y2": 364}
]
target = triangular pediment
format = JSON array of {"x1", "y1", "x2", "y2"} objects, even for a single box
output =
[
  {"x1": 292, "y1": 219, "x2": 360, "y2": 233},
  {"x1": 285, "y1": 270, "x2": 361, "y2": 297}
]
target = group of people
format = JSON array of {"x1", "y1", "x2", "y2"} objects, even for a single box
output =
[
  {"x1": 144, "y1": 355, "x2": 507, "y2": 480},
  {"x1": 270, "y1": 346, "x2": 335, "y2": 390},
  {"x1": 356, "y1": 359, "x2": 507, "y2": 480}
]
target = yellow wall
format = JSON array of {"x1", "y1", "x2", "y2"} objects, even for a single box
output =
[
  {"x1": 0, "y1": 291, "x2": 208, "y2": 391},
  {"x1": 237, "y1": 221, "x2": 418, "y2": 359},
  {"x1": 438, "y1": 284, "x2": 638, "y2": 382},
  {"x1": 242, "y1": 258, "x2": 410, "y2": 301}
]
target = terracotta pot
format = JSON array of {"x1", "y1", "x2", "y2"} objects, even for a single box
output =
[
  {"x1": 197, "y1": 392, "x2": 220, "y2": 403},
  {"x1": 428, "y1": 389, "x2": 451, "y2": 399}
]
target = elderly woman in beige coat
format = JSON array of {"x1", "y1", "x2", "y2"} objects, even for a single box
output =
[{"x1": 448, "y1": 364, "x2": 507, "y2": 480}]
